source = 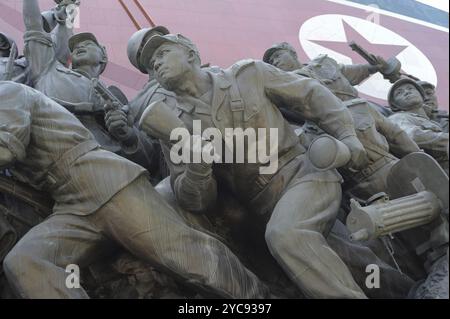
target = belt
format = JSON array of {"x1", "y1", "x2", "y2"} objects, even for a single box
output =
[
  {"x1": 44, "y1": 140, "x2": 100, "y2": 191},
  {"x1": 349, "y1": 156, "x2": 395, "y2": 183},
  {"x1": 250, "y1": 144, "x2": 305, "y2": 200}
]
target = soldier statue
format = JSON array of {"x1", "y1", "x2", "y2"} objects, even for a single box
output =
[
  {"x1": 0, "y1": 81, "x2": 271, "y2": 299},
  {"x1": 22, "y1": 0, "x2": 161, "y2": 182},
  {"x1": 417, "y1": 81, "x2": 448, "y2": 133},
  {"x1": 388, "y1": 78, "x2": 449, "y2": 175},
  {"x1": 139, "y1": 33, "x2": 370, "y2": 299}
]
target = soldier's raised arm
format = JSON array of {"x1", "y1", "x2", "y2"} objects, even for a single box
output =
[
  {"x1": 368, "y1": 103, "x2": 421, "y2": 157},
  {"x1": 23, "y1": 0, "x2": 44, "y2": 32},
  {"x1": 258, "y1": 61, "x2": 368, "y2": 169},
  {"x1": 340, "y1": 63, "x2": 376, "y2": 86},
  {"x1": 23, "y1": 0, "x2": 57, "y2": 82}
]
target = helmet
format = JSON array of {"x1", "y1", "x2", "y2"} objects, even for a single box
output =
[{"x1": 127, "y1": 26, "x2": 170, "y2": 74}]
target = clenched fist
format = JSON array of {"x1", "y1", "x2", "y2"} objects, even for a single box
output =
[
  {"x1": 105, "y1": 103, "x2": 136, "y2": 145},
  {"x1": 340, "y1": 135, "x2": 369, "y2": 170}
]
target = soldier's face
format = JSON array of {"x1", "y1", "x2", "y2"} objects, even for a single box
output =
[
  {"x1": 269, "y1": 50, "x2": 299, "y2": 72},
  {"x1": 71, "y1": 40, "x2": 105, "y2": 69},
  {"x1": 393, "y1": 83, "x2": 424, "y2": 110},
  {"x1": 423, "y1": 87, "x2": 438, "y2": 108},
  {"x1": 151, "y1": 43, "x2": 192, "y2": 91}
]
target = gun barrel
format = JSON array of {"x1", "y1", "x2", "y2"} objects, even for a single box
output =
[{"x1": 349, "y1": 41, "x2": 378, "y2": 65}]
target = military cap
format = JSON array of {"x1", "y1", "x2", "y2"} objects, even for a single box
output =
[
  {"x1": 263, "y1": 42, "x2": 298, "y2": 64},
  {"x1": 68, "y1": 32, "x2": 108, "y2": 74},
  {"x1": 127, "y1": 26, "x2": 170, "y2": 74},
  {"x1": 140, "y1": 33, "x2": 201, "y2": 69}
]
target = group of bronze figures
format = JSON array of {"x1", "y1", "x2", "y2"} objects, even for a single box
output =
[{"x1": 0, "y1": 0, "x2": 448, "y2": 299}]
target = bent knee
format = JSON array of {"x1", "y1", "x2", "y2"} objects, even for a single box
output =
[
  {"x1": 265, "y1": 224, "x2": 324, "y2": 252},
  {"x1": 3, "y1": 245, "x2": 47, "y2": 280},
  {"x1": 3, "y1": 248, "x2": 26, "y2": 279}
]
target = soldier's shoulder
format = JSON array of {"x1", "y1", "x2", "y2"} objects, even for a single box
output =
[
  {"x1": 55, "y1": 63, "x2": 82, "y2": 78},
  {"x1": 0, "y1": 81, "x2": 34, "y2": 99},
  {"x1": 227, "y1": 59, "x2": 259, "y2": 75},
  {"x1": 389, "y1": 112, "x2": 414, "y2": 121},
  {"x1": 310, "y1": 54, "x2": 336, "y2": 64},
  {"x1": 0, "y1": 81, "x2": 26, "y2": 92}
]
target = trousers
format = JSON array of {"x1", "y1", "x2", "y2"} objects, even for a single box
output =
[{"x1": 3, "y1": 176, "x2": 269, "y2": 299}]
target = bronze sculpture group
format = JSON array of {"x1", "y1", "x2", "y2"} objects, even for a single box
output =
[{"x1": 0, "y1": 0, "x2": 448, "y2": 299}]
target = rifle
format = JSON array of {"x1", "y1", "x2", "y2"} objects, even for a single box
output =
[
  {"x1": 2, "y1": 43, "x2": 17, "y2": 82},
  {"x1": 349, "y1": 41, "x2": 402, "y2": 82}
]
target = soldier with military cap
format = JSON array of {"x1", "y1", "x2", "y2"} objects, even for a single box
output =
[
  {"x1": 22, "y1": 0, "x2": 160, "y2": 178},
  {"x1": 0, "y1": 81, "x2": 271, "y2": 299},
  {"x1": 123, "y1": 26, "x2": 174, "y2": 182},
  {"x1": 264, "y1": 42, "x2": 420, "y2": 198},
  {"x1": 139, "y1": 33, "x2": 371, "y2": 299},
  {"x1": 389, "y1": 78, "x2": 449, "y2": 174}
]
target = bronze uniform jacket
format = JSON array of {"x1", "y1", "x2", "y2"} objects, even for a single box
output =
[
  {"x1": 23, "y1": 30, "x2": 157, "y2": 173},
  {"x1": 159, "y1": 60, "x2": 358, "y2": 212},
  {"x1": 0, "y1": 82, "x2": 146, "y2": 216}
]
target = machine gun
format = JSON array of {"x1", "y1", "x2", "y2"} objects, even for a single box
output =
[
  {"x1": 346, "y1": 152, "x2": 448, "y2": 242},
  {"x1": 349, "y1": 41, "x2": 402, "y2": 83}
]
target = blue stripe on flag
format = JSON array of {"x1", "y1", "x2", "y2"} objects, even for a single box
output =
[{"x1": 346, "y1": 0, "x2": 448, "y2": 28}]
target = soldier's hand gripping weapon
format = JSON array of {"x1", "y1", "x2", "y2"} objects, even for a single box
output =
[
  {"x1": 349, "y1": 41, "x2": 402, "y2": 83},
  {"x1": 346, "y1": 153, "x2": 448, "y2": 242},
  {"x1": 2, "y1": 42, "x2": 17, "y2": 82}
]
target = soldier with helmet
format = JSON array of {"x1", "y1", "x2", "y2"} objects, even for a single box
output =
[
  {"x1": 417, "y1": 80, "x2": 448, "y2": 133},
  {"x1": 0, "y1": 33, "x2": 30, "y2": 84},
  {"x1": 389, "y1": 78, "x2": 449, "y2": 175},
  {"x1": 139, "y1": 33, "x2": 371, "y2": 299}
]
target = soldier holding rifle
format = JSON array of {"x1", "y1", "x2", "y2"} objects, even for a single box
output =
[{"x1": 22, "y1": 0, "x2": 161, "y2": 179}]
